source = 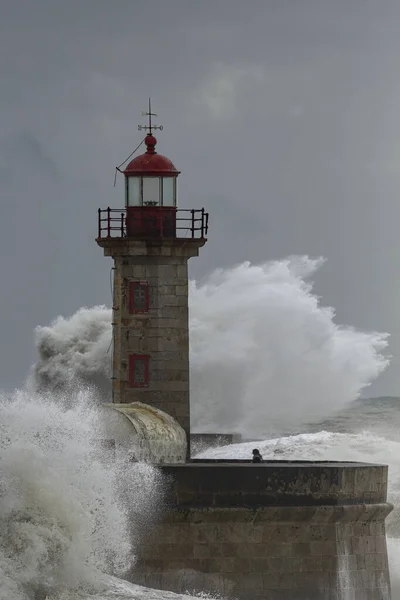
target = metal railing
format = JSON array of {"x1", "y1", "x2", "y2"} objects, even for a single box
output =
[{"x1": 97, "y1": 207, "x2": 209, "y2": 240}]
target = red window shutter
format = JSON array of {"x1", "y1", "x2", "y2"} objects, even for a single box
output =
[
  {"x1": 129, "y1": 281, "x2": 149, "y2": 313},
  {"x1": 129, "y1": 354, "x2": 150, "y2": 387}
]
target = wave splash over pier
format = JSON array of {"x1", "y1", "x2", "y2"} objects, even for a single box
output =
[{"x1": 2, "y1": 256, "x2": 396, "y2": 599}]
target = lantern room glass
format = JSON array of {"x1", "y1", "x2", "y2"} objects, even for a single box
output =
[
  {"x1": 127, "y1": 177, "x2": 141, "y2": 206},
  {"x1": 143, "y1": 177, "x2": 160, "y2": 206},
  {"x1": 126, "y1": 175, "x2": 177, "y2": 206},
  {"x1": 162, "y1": 177, "x2": 176, "y2": 206}
]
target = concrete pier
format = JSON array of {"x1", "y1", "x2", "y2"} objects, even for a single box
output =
[{"x1": 132, "y1": 460, "x2": 393, "y2": 600}]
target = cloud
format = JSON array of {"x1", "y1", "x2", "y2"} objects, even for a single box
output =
[
  {"x1": 194, "y1": 62, "x2": 266, "y2": 120},
  {"x1": 0, "y1": 132, "x2": 59, "y2": 182},
  {"x1": 1, "y1": 0, "x2": 400, "y2": 398}
]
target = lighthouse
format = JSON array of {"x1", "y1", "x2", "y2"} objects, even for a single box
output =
[
  {"x1": 96, "y1": 102, "x2": 208, "y2": 455},
  {"x1": 96, "y1": 105, "x2": 393, "y2": 600}
]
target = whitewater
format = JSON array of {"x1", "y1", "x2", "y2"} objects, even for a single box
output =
[{"x1": 2, "y1": 255, "x2": 400, "y2": 599}]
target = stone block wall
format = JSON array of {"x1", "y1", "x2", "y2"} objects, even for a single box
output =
[
  {"x1": 131, "y1": 461, "x2": 393, "y2": 600},
  {"x1": 112, "y1": 253, "x2": 190, "y2": 433},
  {"x1": 98, "y1": 238, "x2": 205, "y2": 448},
  {"x1": 134, "y1": 506, "x2": 391, "y2": 600}
]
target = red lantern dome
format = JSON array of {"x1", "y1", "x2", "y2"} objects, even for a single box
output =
[{"x1": 123, "y1": 135, "x2": 180, "y2": 176}]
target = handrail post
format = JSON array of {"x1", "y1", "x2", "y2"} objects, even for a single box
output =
[
  {"x1": 121, "y1": 212, "x2": 124, "y2": 237},
  {"x1": 191, "y1": 209, "x2": 195, "y2": 238},
  {"x1": 205, "y1": 211, "x2": 209, "y2": 235},
  {"x1": 98, "y1": 208, "x2": 101, "y2": 238},
  {"x1": 201, "y1": 208, "x2": 205, "y2": 237},
  {"x1": 107, "y1": 207, "x2": 111, "y2": 237}
]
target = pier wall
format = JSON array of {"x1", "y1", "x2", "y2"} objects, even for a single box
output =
[{"x1": 132, "y1": 461, "x2": 392, "y2": 600}]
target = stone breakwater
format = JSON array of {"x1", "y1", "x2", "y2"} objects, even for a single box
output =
[{"x1": 132, "y1": 461, "x2": 393, "y2": 600}]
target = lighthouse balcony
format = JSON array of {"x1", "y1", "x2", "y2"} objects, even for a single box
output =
[{"x1": 97, "y1": 207, "x2": 208, "y2": 241}]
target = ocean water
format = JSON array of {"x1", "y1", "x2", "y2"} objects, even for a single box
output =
[{"x1": 2, "y1": 256, "x2": 399, "y2": 599}]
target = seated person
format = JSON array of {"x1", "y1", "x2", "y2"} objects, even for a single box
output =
[{"x1": 252, "y1": 448, "x2": 263, "y2": 463}]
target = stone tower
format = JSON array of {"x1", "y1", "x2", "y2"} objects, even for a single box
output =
[{"x1": 96, "y1": 103, "x2": 208, "y2": 454}]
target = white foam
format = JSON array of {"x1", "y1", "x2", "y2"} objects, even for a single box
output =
[
  {"x1": 33, "y1": 257, "x2": 389, "y2": 438},
  {"x1": 0, "y1": 389, "x2": 165, "y2": 600}
]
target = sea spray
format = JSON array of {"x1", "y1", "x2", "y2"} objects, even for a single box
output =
[
  {"x1": 189, "y1": 257, "x2": 388, "y2": 436},
  {"x1": 33, "y1": 257, "x2": 389, "y2": 439},
  {"x1": 335, "y1": 527, "x2": 355, "y2": 600},
  {"x1": 388, "y1": 538, "x2": 400, "y2": 598},
  {"x1": 33, "y1": 305, "x2": 112, "y2": 402},
  {"x1": 0, "y1": 388, "x2": 165, "y2": 600}
]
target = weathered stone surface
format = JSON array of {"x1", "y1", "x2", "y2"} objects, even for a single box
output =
[
  {"x1": 159, "y1": 461, "x2": 389, "y2": 507},
  {"x1": 98, "y1": 237, "x2": 205, "y2": 258},
  {"x1": 98, "y1": 240, "x2": 203, "y2": 455},
  {"x1": 131, "y1": 462, "x2": 393, "y2": 600}
]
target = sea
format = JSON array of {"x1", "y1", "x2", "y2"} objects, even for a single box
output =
[{"x1": 2, "y1": 255, "x2": 400, "y2": 600}]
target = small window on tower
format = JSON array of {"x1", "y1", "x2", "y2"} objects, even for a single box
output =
[
  {"x1": 129, "y1": 281, "x2": 149, "y2": 313},
  {"x1": 129, "y1": 354, "x2": 149, "y2": 387}
]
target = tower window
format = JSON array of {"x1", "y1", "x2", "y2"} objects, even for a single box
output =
[
  {"x1": 129, "y1": 354, "x2": 149, "y2": 387},
  {"x1": 129, "y1": 281, "x2": 149, "y2": 313}
]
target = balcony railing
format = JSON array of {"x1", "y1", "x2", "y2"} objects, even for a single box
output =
[{"x1": 97, "y1": 207, "x2": 209, "y2": 240}]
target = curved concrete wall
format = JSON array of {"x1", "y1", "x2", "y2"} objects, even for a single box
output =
[
  {"x1": 132, "y1": 460, "x2": 393, "y2": 600},
  {"x1": 101, "y1": 402, "x2": 187, "y2": 463}
]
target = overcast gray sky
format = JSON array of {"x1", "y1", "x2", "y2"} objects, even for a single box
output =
[{"x1": 1, "y1": 0, "x2": 400, "y2": 396}]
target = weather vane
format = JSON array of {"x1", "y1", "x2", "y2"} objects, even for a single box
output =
[{"x1": 138, "y1": 98, "x2": 164, "y2": 135}]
